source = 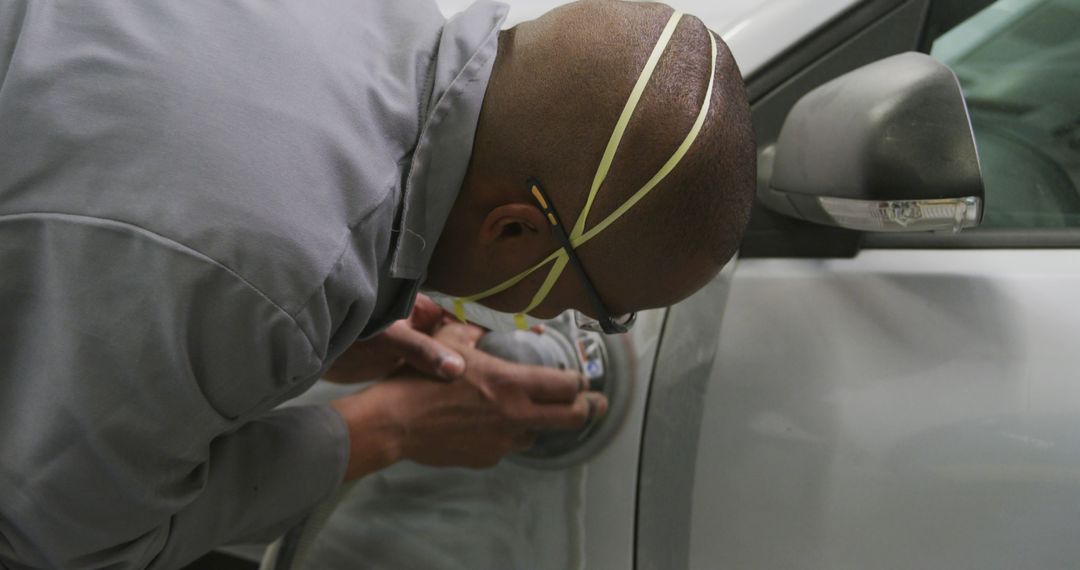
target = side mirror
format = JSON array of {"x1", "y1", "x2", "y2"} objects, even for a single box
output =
[{"x1": 760, "y1": 52, "x2": 984, "y2": 233}]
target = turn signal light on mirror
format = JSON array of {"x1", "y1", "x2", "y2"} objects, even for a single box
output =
[{"x1": 817, "y1": 196, "x2": 982, "y2": 233}]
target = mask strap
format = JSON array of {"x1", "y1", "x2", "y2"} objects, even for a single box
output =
[
  {"x1": 517, "y1": 19, "x2": 716, "y2": 315},
  {"x1": 515, "y1": 10, "x2": 688, "y2": 317},
  {"x1": 450, "y1": 12, "x2": 718, "y2": 327},
  {"x1": 572, "y1": 29, "x2": 717, "y2": 248},
  {"x1": 520, "y1": 251, "x2": 569, "y2": 314},
  {"x1": 570, "y1": 10, "x2": 686, "y2": 241},
  {"x1": 455, "y1": 249, "x2": 562, "y2": 304}
]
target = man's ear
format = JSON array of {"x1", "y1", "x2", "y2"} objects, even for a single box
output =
[{"x1": 478, "y1": 203, "x2": 548, "y2": 245}]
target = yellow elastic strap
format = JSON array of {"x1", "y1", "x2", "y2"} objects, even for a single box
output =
[
  {"x1": 455, "y1": 248, "x2": 562, "y2": 304},
  {"x1": 451, "y1": 11, "x2": 717, "y2": 319},
  {"x1": 522, "y1": 252, "x2": 569, "y2": 315},
  {"x1": 571, "y1": 10, "x2": 685, "y2": 240},
  {"x1": 451, "y1": 9, "x2": 686, "y2": 306},
  {"x1": 508, "y1": 10, "x2": 687, "y2": 318},
  {"x1": 573, "y1": 30, "x2": 717, "y2": 248}
]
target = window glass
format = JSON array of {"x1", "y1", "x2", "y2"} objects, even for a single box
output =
[{"x1": 932, "y1": 0, "x2": 1080, "y2": 228}]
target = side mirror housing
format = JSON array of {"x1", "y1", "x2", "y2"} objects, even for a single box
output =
[{"x1": 760, "y1": 52, "x2": 984, "y2": 232}]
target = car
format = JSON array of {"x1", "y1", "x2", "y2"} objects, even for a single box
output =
[{"x1": 241, "y1": 0, "x2": 1080, "y2": 568}]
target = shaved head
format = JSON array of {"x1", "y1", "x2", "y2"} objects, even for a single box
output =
[{"x1": 427, "y1": 0, "x2": 755, "y2": 317}]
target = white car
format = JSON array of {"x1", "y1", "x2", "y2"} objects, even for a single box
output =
[{"x1": 221, "y1": 0, "x2": 1080, "y2": 568}]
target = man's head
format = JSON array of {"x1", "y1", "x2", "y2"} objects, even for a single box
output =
[{"x1": 425, "y1": 0, "x2": 755, "y2": 320}]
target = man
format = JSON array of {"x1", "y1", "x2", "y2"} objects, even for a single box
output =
[{"x1": 0, "y1": 0, "x2": 754, "y2": 567}]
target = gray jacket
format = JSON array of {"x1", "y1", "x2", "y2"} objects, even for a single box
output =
[{"x1": 0, "y1": 0, "x2": 505, "y2": 567}]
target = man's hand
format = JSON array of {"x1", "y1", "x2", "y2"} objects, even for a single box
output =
[
  {"x1": 330, "y1": 322, "x2": 607, "y2": 480},
  {"x1": 323, "y1": 294, "x2": 465, "y2": 383}
]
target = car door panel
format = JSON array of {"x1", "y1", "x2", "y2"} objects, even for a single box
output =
[{"x1": 689, "y1": 250, "x2": 1080, "y2": 568}]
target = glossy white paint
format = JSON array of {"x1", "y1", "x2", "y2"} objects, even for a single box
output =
[
  {"x1": 434, "y1": 0, "x2": 861, "y2": 76},
  {"x1": 692, "y1": 249, "x2": 1080, "y2": 568},
  {"x1": 685, "y1": 0, "x2": 860, "y2": 76},
  {"x1": 578, "y1": 309, "x2": 663, "y2": 570}
]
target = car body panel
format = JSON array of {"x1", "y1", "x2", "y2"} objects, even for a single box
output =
[
  {"x1": 636, "y1": 263, "x2": 737, "y2": 570},
  {"x1": 692, "y1": 250, "x2": 1080, "y2": 568}
]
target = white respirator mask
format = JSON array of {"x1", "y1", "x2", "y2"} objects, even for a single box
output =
[{"x1": 425, "y1": 290, "x2": 546, "y2": 333}]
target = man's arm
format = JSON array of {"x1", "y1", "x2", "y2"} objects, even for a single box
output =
[
  {"x1": 0, "y1": 215, "x2": 347, "y2": 568},
  {"x1": 0, "y1": 215, "x2": 607, "y2": 568}
]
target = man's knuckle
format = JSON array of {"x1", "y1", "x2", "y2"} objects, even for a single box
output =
[
  {"x1": 503, "y1": 403, "x2": 526, "y2": 423},
  {"x1": 563, "y1": 375, "x2": 582, "y2": 394},
  {"x1": 494, "y1": 366, "x2": 517, "y2": 385},
  {"x1": 570, "y1": 402, "x2": 590, "y2": 425},
  {"x1": 420, "y1": 341, "x2": 444, "y2": 362}
]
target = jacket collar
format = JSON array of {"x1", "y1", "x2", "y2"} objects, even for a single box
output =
[{"x1": 389, "y1": 0, "x2": 508, "y2": 280}]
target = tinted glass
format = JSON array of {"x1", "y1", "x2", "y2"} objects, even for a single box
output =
[{"x1": 932, "y1": 0, "x2": 1080, "y2": 228}]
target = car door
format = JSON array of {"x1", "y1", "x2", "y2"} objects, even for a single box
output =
[{"x1": 640, "y1": 0, "x2": 1080, "y2": 568}]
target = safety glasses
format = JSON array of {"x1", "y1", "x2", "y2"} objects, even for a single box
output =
[{"x1": 528, "y1": 179, "x2": 637, "y2": 334}]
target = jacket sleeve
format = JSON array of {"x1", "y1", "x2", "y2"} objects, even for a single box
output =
[{"x1": 0, "y1": 214, "x2": 349, "y2": 569}]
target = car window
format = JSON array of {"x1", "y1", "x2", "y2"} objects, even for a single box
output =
[{"x1": 931, "y1": 0, "x2": 1080, "y2": 228}]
